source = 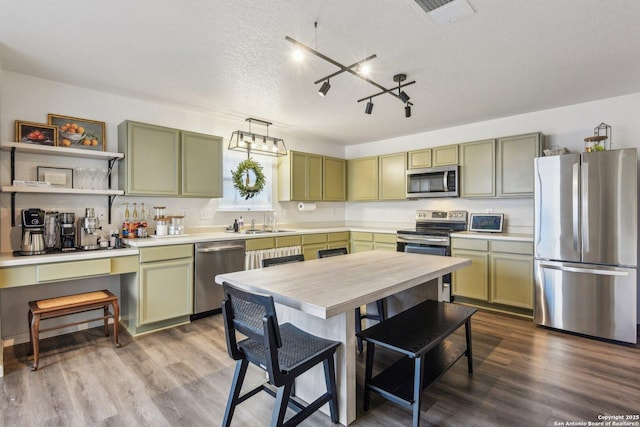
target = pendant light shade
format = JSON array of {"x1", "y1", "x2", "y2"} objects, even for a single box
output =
[{"x1": 228, "y1": 118, "x2": 287, "y2": 157}]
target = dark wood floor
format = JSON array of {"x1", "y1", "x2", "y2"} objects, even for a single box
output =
[{"x1": 1, "y1": 309, "x2": 638, "y2": 426}]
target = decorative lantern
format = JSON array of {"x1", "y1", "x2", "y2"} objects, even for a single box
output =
[{"x1": 584, "y1": 122, "x2": 611, "y2": 152}]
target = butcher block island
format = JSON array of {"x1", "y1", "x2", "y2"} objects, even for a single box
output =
[{"x1": 215, "y1": 250, "x2": 471, "y2": 425}]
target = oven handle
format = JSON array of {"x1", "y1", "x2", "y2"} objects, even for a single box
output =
[{"x1": 397, "y1": 235, "x2": 449, "y2": 244}]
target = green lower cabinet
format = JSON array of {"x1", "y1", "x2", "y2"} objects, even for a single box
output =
[
  {"x1": 452, "y1": 237, "x2": 533, "y2": 315},
  {"x1": 490, "y1": 253, "x2": 534, "y2": 309},
  {"x1": 451, "y1": 249, "x2": 489, "y2": 300},
  {"x1": 303, "y1": 242, "x2": 327, "y2": 260},
  {"x1": 351, "y1": 232, "x2": 395, "y2": 253},
  {"x1": 139, "y1": 257, "x2": 193, "y2": 325}
]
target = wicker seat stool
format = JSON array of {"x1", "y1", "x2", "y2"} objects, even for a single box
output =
[{"x1": 28, "y1": 289, "x2": 121, "y2": 371}]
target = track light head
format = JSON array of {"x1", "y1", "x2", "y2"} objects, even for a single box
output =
[
  {"x1": 399, "y1": 90, "x2": 410, "y2": 103},
  {"x1": 365, "y1": 99, "x2": 374, "y2": 115},
  {"x1": 318, "y1": 80, "x2": 331, "y2": 97},
  {"x1": 405, "y1": 103, "x2": 412, "y2": 118}
]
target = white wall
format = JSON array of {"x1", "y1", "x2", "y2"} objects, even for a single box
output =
[
  {"x1": 345, "y1": 92, "x2": 640, "y2": 233},
  {"x1": 0, "y1": 72, "x2": 347, "y2": 253}
]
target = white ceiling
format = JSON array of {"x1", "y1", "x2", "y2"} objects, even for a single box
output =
[{"x1": 2, "y1": 0, "x2": 640, "y2": 146}]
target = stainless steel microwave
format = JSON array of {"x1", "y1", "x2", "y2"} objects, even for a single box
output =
[{"x1": 406, "y1": 165, "x2": 459, "y2": 198}]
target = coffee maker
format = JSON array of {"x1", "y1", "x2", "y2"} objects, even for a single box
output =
[
  {"x1": 77, "y1": 208, "x2": 101, "y2": 250},
  {"x1": 21, "y1": 208, "x2": 46, "y2": 255},
  {"x1": 59, "y1": 212, "x2": 76, "y2": 251}
]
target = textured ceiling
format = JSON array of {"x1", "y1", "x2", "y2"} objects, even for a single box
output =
[{"x1": 2, "y1": 0, "x2": 640, "y2": 145}]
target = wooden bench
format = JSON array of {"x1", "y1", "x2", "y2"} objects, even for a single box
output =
[
  {"x1": 357, "y1": 300, "x2": 477, "y2": 427},
  {"x1": 28, "y1": 290, "x2": 121, "y2": 371}
]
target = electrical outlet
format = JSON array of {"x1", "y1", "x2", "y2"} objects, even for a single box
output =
[
  {"x1": 200, "y1": 208, "x2": 212, "y2": 220},
  {"x1": 380, "y1": 209, "x2": 385, "y2": 217},
  {"x1": 97, "y1": 209, "x2": 106, "y2": 222},
  {"x1": 486, "y1": 208, "x2": 493, "y2": 213},
  {"x1": 181, "y1": 208, "x2": 189, "y2": 217}
]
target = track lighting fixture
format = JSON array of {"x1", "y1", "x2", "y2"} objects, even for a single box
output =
[
  {"x1": 286, "y1": 23, "x2": 416, "y2": 117},
  {"x1": 318, "y1": 80, "x2": 331, "y2": 97},
  {"x1": 365, "y1": 99, "x2": 374, "y2": 114},
  {"x1": 228, "y1": 118, "x2": 287, "y2": 157}
]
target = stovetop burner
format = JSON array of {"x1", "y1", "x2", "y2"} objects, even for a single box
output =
[{"x1": 398, "y1": 210, "x2": 468, "y2": 236}]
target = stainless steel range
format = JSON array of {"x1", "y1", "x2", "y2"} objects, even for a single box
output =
[{"x1": 397, "y1": 210, "x2": 468, "y2": 301}]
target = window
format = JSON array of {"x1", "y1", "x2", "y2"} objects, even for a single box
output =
[{"x1": 218, "y1": 150, "x2": 273, "y2": 211}]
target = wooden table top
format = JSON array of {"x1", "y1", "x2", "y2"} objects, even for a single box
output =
[{"x1": 215, "y1": 250, "x2": 471, "y2": 319}]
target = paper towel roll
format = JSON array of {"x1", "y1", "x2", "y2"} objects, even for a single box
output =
[{"x1": 297, "y1": 202, "x2": 316, "y2": 211}]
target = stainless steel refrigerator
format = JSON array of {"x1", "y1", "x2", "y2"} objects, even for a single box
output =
[{"x1": 534, "y1": 148, "x2": 638, "y2": 343}]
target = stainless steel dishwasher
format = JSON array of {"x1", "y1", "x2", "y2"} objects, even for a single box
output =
[{"x1": 192, "y1": 240, "x2": 245, "y2": 320}]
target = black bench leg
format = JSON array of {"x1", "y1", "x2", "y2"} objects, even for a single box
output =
[
  {"x1": 465, "y1": 319, "x2": 473, "y2": 374},
  {"x1": 363, "y1": 341, "x2": 375, "y2": 411},
  {"x1": 412, "y1": 356, "x2": 425, "y2": 427},
  {"x1": 223, "y1": 359, "x2": 248, "y2": 427}
]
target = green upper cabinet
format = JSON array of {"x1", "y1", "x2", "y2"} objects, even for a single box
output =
[
  {"x1": 379, "y1": 152, "x2": 407, "y2": 200},
  {"x1": 459, "y1": 139, "x2": 496, "y2": 198},
  {"x1": 118, "y1": 121, "x2": 223, "y2": 198},
  {"x1": 323, "y1": 156, "x2": 346, "y2": 201},
  {"x1": 407, "y1": 148, "x2": 432, "y2": 169},
  {"x1": 460, "y1": 132, "x2": 542, "y2": 199},
  {"x1": 496, "y1": 132, "x2": 543, "y2": 197},
  {"x1": 348, "y1": 156, "x2": 379, "y2": 201},
  {"x1": 432, "y1": 144, "x2": 459, "y2": 166},
  {"x1": 119, "y1": 121, "x2": 181, "y2": 196},
  {"x1": 278, "y1": 150, "x2": 323, "y2": 201},
  {"x1": 181, "y1": 131, "x2": 223, "y2": 198}
]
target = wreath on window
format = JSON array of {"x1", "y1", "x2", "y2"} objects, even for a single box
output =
[{"x1": 231, "y1": 158, "x2": 266, "y2": 199}]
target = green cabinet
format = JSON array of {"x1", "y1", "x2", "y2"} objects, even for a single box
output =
[
  {"x1": 348, "y1": 157, "x2": 379, "y2": 201},
  {"x1": 118, "y1": 121, "x2": 222, "y2": 197},
  {"x1": 459, "y1": 132, "x2": 542, "y2": 198},
  {"x1": 497, "y1": 132, "x2": 543, "y2": 197},
  {"x1": 323, "y1": 156, "x2": 347, "y2": 201},
  {"x1": 379, "y1": 153, "x2": 407, "y2": 200},
  {"x1": 120, "y1": 244, "x2": 194, "y2": 335},
  {"x1": 459, "y1": 139, "x2": 496, "y2": 197},
  {"x1": 432, "y1": 144, "x2": 459, "y2": 166},
  {"x1": 181, "y1": 130, "x2": 223, "y2": 197},
  {"x1": 349, "y1": 153, "x2": 406, "y2": 201},
  {"x1": 351, "y1": 232, "x2": 396, "y2": 253},
  {"x1": 407, "y1": 148, "x2": 432, "y2": 169},
  {"x1": 278, "y1": 151, "x2": 343, "y2": 201},
  {"x1": 452, "y1": 237, "x2": 533, "y2": 313}
]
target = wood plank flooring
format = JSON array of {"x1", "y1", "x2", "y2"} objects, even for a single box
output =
[{"x1": 1, "y1": 309, "x2": 638, "y2": 426}]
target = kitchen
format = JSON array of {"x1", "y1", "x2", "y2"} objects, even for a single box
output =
[{"x1": 1, "y1": 1, "x2": 640, "y2": 426}]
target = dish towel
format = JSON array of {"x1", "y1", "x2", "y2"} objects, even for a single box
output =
[{"x1": 245, "y1": 245, "x2": 302, "y2": 270}]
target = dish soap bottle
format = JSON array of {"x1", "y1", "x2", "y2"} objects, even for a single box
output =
[
  {"x1": 238, "y1": 216, "x2": 244, "y2": 230},
  {"x1": 233, "y1": 219, "x2": 239, "y2": 232}
]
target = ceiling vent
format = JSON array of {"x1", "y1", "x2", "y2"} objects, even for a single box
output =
[{"x1": 414, "y1": 0, "x2": 475, "y2": 26}]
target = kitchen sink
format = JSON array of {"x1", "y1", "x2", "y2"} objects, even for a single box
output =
[{"x1": 244, "y1": 229, "x2": 295, "y2": 234}]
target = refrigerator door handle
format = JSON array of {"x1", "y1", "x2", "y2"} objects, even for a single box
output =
[
  {"x1": 572, "y1": 162, "x2": 580, "y2": 252},
  {"x1": 538, "y1": 261, "x2": 629, "y2": 277},
  {"x1": 581, "y1": 162, "x2": 589, "y2": 252}
]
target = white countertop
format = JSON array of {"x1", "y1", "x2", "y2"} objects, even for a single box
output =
[
  {"x1": 451, "y1": 231, "x2": 533, "y2": 242},
  {"x1": 0, "y1": 227, "x2": 399, "y2": 266},
  {"x1": 0, "y1": 248, "x2": 139, "y2": 267}
]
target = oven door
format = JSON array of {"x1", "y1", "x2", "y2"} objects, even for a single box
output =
[{"x1": 396, "y1": 238, "x2": 452, "y2": 302}]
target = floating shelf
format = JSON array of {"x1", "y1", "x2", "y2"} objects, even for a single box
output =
[
  {"x1": 1, "y1": 142, "x2": 125, "y2": 225},
  {"x1": 1, "y1": 141, "x2": 124, "y2": 160}
]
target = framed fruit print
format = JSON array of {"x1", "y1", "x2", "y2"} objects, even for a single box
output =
[
  {"x1": 47, "y1": 114, "x2": 106, "y2": 151},
  {"x1": 15, "y1": 121, "x2": 58, "y2": 146}
]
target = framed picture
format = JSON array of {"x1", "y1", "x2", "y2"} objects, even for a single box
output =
[
  {"x1": 37, "y1": 166, "x2": 74, "y2": 188},
  {"x1": 15, "y1": 121, "x2": 58, "y2": 146},
  {"x1": 47, "y1": 114, "x2": 106, "y2": 151}
]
